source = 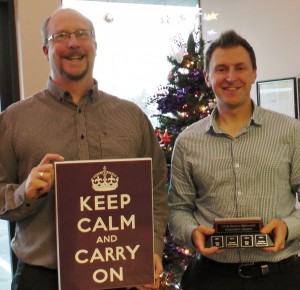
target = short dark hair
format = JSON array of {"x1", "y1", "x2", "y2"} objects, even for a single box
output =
[{"x1": 205, "y1": 30, "x2": 257, "y2": 73}]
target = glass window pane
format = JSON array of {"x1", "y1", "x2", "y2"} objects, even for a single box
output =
[
  {"x1": 63, "y1": 0, "x2": 196, "y2": 123},
  {"x1": 0, "y1": 220, "x2": 11, "y2": 290}
]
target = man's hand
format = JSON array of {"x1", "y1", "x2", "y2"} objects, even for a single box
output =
[
  {"x1": 192, "y1": 224, "x2": 224, "y2": 255},
  {"x1": 25, "y1": 153, "x2": 64, "y2": 199},
  {"x1": 260, "y1": 218, "x2": 287, "y2": 253}
]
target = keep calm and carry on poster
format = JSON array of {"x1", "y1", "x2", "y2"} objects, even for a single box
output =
[{"x1": 55, "y1": 158, "x2": 154, "y2": 290}]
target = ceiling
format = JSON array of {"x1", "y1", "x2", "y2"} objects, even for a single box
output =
[{"x1": 86, "y1": 0, "x2": 198, "y2": 7}]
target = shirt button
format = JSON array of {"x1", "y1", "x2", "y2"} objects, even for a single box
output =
[
  {"x1": 235, "y1": 163, "x2": 240, "y2": 168},
  {"x1": 80, "y1": 134, "x2": 84, "y2": 139},
  {"x1": 237, "y1": 190, "x2": 242, "y2": 196}
]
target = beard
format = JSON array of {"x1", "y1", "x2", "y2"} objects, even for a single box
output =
[{"x1": 59, "y1": 64, "x2": 90, "y2": 81}]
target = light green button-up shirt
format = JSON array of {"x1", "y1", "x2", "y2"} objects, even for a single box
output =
[{"x1": 169, "y1": 102, "x2": 300, "y2": 263}]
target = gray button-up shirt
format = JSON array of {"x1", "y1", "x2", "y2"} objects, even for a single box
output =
[{"x1": 0, "y1": 78, "x2": 168, "y2": 268}]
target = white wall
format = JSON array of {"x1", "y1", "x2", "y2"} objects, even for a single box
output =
[
  {"x1": 202, "y1": 0, "x2": 300, "y2": 101},
  {"x1": 14, "y1": 0, "x2": 61, "y2": 99}
]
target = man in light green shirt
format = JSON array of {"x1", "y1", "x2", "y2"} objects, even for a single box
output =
[{"x1": 169, "y1": 30, "x2": 300, "y2": 290}]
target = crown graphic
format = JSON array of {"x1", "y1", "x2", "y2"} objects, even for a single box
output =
[{"x1": 91, "y1": 166, "x2": 119, "y2": 192}]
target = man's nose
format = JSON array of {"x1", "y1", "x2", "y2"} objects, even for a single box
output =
[
  {"x1": 67, "y1": 33, "x2": 80, "y2": 47},
  {"x1": 225, "y1": 68, "x2": 237, "y2": 81}
]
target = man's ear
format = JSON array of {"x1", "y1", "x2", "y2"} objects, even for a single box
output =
[
  {"x1": 203, "y1": 70, "x2": 211, "y2": 87},
  {"x1": 252, "y1": 70, "x2": 257, "y2": 84},
  {"x1": 42, "y1": 45, "x2": 49, "y2": 61}
]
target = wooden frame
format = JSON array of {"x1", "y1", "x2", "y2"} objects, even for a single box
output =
[
  {"x1": 0, "y1": 0, "x2": 20, "y2": 276},
  {"x1": 256, "y1": 77, "x2": 298, "y2": 118}
]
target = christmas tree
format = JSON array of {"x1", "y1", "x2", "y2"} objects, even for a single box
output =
[
  {"x1": 147, "y1": 15, "x2": 216, "y2": 290},
  {"x1": 147, "y1": 28, "x2": 216, "y2": 166}
]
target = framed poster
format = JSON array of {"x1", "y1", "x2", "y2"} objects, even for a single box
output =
[
  {"x1": 55, "y1": 158, "x2": 154, "y2": 290},
  {"x1": 256, "y1": 77, "x2": 298, "y2": 118}
]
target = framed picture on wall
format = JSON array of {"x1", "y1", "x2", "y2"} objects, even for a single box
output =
[{"x1": 256, "y1": 77, "x2": 298, "y2": 118}]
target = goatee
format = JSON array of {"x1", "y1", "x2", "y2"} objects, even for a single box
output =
[{"x1": 60, "y1": 65, "x2": 89, "y2": 81}]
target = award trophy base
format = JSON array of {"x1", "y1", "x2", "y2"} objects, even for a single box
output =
[{"x1": 205, "y1": 217, "x2": 274, "y2": 248}]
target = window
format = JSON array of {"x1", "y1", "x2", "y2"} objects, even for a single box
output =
[
  {"x1": 0, "y1": 221, "x2": 11, "y2": 290},
  {"x1": 63, "y1": 0, "x2": 197, "y2": 122}
]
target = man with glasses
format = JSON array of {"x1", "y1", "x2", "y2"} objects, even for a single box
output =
[{"x1": 0, "y1": 8, "x2": 168, "y2": 290}]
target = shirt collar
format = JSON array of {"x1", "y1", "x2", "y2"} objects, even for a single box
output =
[
  {"x1": 205, "y1": 99, "x2": 263, "y2": 134},
  {"x1": 251, "y1": 101, "x2": 264, "y2": 126},
  {"x1": 46, "y1": 78, "x2": 99, "y2": 104}
]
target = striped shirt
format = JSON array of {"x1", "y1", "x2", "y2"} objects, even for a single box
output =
[
  {"x1": 169, "y1": 102, "x2": 300, "y2": 263},
  {"x1": 0, "y1": 78, "x2": 168, "y2": 268}
]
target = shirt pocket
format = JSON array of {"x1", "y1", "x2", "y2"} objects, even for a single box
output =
[{"x1": 99, "y1": 131, "x2": 139, "y2": 158}]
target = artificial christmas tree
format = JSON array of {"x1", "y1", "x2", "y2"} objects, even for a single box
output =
[
  {"x1": 148, "y1": 29, "x2": 216, "y2": 165},
  {"x1": 148, "y1": 19, "x2": 217, "y2": 290}
]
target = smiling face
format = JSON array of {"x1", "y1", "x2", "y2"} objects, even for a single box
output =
[
  {"x1": 42, "y1": 9, "x2": 97, "y2": 85},
  {"x1": 204, "y1": 45, "x2": 257, "y2": 111}
]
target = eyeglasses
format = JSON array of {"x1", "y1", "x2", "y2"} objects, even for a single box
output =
[{"x1": 47, "y1": 30, "x2": 95, "y2": 44}]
